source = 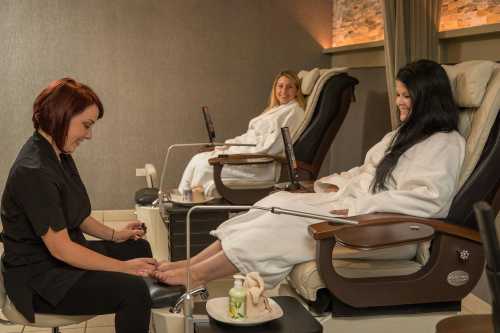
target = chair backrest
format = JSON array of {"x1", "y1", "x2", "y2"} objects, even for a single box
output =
[
  {"x1": 293, "y1": 71, "x2": 359, "y2": 179},
  {"x1": 445, "y1": 62, "x2": 500, "y2": 229},
  {"x1": 474, "y1": 202, "x2": 500, "y2": 330}
]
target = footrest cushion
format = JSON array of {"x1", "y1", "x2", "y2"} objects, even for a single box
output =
[{"x1": 143, "y1": 277, "x2": 186, "y2": 308}]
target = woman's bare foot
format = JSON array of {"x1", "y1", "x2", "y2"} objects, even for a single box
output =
[
  {"x1": 156, "y1": 259, "x2": 187, "y2": 271},
  {"x1": 153, "y1": 267, "x2": 204, "y2": 288}
]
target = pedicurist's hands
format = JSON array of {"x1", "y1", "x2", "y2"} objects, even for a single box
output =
[
  {"x1": 156, "y1": 260, "x2": 169, "y2": 271},
  {"x1": 113, "y1": 221, "x2": 147, "y2": 242},
  {"x1": 330, "y1": 209, "x2": 348, "y2": 216},
  {"x1": 122, "y1": 258, "x2": 158, "y2": 277}
]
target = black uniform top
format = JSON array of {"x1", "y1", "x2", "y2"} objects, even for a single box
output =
[{"x1": 1, "y1": 132, "x2": 93, "y2": 322}]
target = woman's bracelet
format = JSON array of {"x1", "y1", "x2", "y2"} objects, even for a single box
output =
[{"x1": 111, "y1": 229, "x2": 115, "y2": 242}]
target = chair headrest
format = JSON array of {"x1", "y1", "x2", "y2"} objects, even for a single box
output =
[
  {"x1": 298, "y1": 68, "x2": 320, "y2": 95},
  {"x1": 456, "y1": 62, "x2": 500, "y2": 188},
  {"x1": 443, "y1": 60, "x2": 496, "y2": 108},
  {"x1": 298, "y1": 67, "x2": 349, "y2": 96},
  {"x1": 293, "y1": 67, "x2": 349, "y2": 141}
]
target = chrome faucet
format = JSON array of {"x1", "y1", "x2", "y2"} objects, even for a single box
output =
[{"x1": 170, "y1": 287, "x2": 209, "y2": 314}]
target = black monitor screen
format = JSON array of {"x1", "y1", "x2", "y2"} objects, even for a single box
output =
[
  {"x1": 202, "y1": 106, "x2": 216, "y2": 143},
  {"x1": 281, "y1": 127, "x2": 299, "y2": 187}
]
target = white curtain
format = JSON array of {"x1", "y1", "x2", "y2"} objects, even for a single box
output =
[{"x1": 382, "y1": 0, "x2": 442, "y2": 129}]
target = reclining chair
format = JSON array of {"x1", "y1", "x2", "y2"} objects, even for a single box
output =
[
  {"x1": 286, "y1": 60, "x2": 500, "y2": 321},
  {"x1": 209, "y1": 68, "x2": 359, "y2": 205},
  {"x1": 435, "y1": 202, "x2": 497, "y2": 333}
]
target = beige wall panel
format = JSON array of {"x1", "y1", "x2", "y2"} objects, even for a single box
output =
[
  {"x1": 330, "y1": 47, "x2": 385, "y2": 68},
  {"x1": 441, "y1": 32, "x2": 500, "y2": 63},
  {"x1": 0, "y1": 0, "x2": 331, "y2": 209}
]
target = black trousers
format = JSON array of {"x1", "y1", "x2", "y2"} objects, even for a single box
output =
[{"x1": 33, "y1": 239, "x2": 153, "y2": 333}]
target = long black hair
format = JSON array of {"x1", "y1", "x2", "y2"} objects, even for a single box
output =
[{"x1": 371, "y1": 59, "x2": 459, "y2": 193}]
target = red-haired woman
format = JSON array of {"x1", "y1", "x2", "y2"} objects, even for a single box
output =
[{"x1": 1, "y1": 78, "x2": 156, "y2": 333}]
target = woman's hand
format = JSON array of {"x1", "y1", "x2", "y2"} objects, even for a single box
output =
[
  {"x1": 330, "y1": 209, "x2": 348, "y2": 216},
  {"x1": 113, "y1": 221, "x2": 146, "y2": 242},
  {"x1": 122, "y1": 258, "x2": 158, "y2": 277}
]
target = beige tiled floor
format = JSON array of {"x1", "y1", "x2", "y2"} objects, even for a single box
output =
[
  {"x1": 0, "y1": 313, "x2": 116, "y2": 333},
  {"x1": 0, "y1": 222, "x2": 492, "y2": 333},
  {"x1": 2, "y1": 280, "x2": 491, "y2": 333}
]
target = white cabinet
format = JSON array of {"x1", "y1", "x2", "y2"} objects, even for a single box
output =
[{"x1": 135, "y1": 205, "x2": 170, "y2": 261}]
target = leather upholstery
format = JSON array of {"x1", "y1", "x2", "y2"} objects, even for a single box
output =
[
  {"x1": 143, "y1": 277, "x2": 185, "y2": 308},
  {"x1": 294, "y1": 73, "x2": 359, "y2": 169},
  {"x1": 450, "y1": 63, "x2": 500, "y2": 228},
  {"x1": 288, "y1": 258, "x2": 422, "y2": 302}
]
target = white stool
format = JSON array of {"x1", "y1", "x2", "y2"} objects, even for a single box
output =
[{"x1": 0, "y1": 267, "x2": 94, "y2": 333}]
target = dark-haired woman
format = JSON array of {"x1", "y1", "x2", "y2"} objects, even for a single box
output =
[
  {"x1": 153, "y1": 59, "x2": 465, "y2": 288},
  {"x1": 1, "y1": 78, "x2": 156, "y2": 333}
]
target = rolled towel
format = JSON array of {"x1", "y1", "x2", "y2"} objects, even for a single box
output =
[{"x1": 243, "y1": 272, "x2": 272, "y2": 318}]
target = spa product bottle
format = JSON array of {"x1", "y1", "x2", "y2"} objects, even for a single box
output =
[{"x1": 228, "y1": 275, "x2": 246, "y2": 320}]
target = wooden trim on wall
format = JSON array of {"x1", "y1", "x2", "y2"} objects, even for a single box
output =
[
  {"x1": 324, "y1": 24, "x2": 500, "y2": 67},
  {"x1": 439, "y1": 23, "x2": 500, "y2": 40},
  {"x1": 323, "y1": 40, "x2": 384, "y2": 54}
]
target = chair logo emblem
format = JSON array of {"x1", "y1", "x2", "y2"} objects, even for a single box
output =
[{"x1": 447, "y1": 270, "x2": 470, "y2": 287}]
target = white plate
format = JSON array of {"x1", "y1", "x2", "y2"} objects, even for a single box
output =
[
  {"x1": 206, "y1": 297, "x2": 283, "y2": 326},
  {"x1": 166, "y1": 189, "x2": 216, "y2": 206}
]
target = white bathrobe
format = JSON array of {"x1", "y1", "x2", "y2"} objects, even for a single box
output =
[
  {"x1": 178, "y1": 101, "x2": 304, "y2": 197},
  {"x1": 211, "y1": 130, "x2": 466, "y2": 287}
]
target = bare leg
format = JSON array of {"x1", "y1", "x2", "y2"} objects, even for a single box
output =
[
  {"x1": 156, "y1": 240, "x2": 223, "y2": 271},
  {"x1": 153, "y1": 249, "x2": 237, "y2": 287}
]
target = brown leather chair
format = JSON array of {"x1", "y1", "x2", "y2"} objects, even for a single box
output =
[
  {"x1": 209, "y1": 69, "x2": 359, "y2": 205},
  {"x1": 287, "y1": 60, "x2": 500, "y2": 316}
]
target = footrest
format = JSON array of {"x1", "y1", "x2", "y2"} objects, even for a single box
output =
[{"x1": 143, "y1": 277, "x2": 186, "y2": 308}]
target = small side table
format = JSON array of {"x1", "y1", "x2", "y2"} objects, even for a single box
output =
[
  {"x1": 435, "y1": 314, "x2": 493, "y2": 333},
  {"x1": 194, "y1": 296, "x2": 322, "y2": 333}
]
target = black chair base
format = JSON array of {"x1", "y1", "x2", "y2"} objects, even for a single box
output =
[{"x1": 308, "y1": 289, "x2": 461, "y2": 317}]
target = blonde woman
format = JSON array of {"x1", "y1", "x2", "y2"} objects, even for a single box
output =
[{"x1": 178, "y1": 70, "x2": 306, "y2": 197}]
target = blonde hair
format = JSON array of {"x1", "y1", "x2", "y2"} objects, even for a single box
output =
[{"x1": 266, "y1": 70, "x2": 305, "y2": 110}]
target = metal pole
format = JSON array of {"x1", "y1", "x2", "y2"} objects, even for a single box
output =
[{"x1": 157, "y1": 142, "x2": 256, "y2": 221}]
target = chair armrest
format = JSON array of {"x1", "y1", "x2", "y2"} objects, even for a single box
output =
[
  {"x1": 309, "y1": 213, "x2": 481, "y2": 243},
  {"x1": 336, "y1": 222, "x2": 434, "y2": 249},
  {"x1": 208, "y1": 154, "x2": 286, "y2": 166}
]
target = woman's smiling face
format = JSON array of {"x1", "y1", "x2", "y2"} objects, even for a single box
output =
[
  {"x1": 275, "y1": 76, "x2": 298, "y2": 105},
  {"x1": 63, "y1": 104, "x2": 98, "y2": 153},
  {"x1": 396, "y1": 80, "x2": 412, "y2": 122}
]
